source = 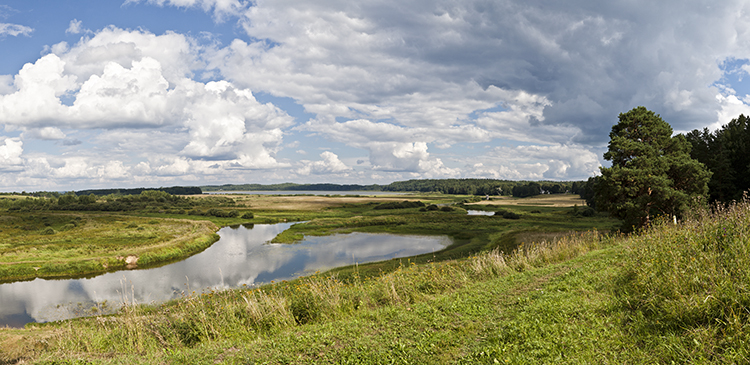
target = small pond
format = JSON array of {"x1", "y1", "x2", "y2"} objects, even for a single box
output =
[
  {"x1": 467, "y1": 210, "x2": 495, "y2": 216},
  {"x1": 0, "y1": 222, "x2": 450, "y2": 328}
]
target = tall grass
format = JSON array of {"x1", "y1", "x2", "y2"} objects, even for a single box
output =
[{"x1": 621, "y1": 197, "x2": 750, "y2": 362}]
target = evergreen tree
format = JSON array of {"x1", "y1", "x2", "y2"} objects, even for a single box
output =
[
  {"x1": 596, "y1": 107, "x2": 710, "y2": 231},
  {"x1": 685, "y1": 114, "x2": 750, "y2": 203}
]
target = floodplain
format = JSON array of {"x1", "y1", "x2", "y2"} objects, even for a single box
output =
[{"x1": 14, "y1": 192, "x2": 724, "y2": 363}]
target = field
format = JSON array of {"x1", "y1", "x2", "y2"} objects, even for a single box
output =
[
  {"x1": 3, "y1": 196, "x2": 750, "y2": 363},
  {"x1": 16, "y1": 193, "x2": 735, "y2": 363}
]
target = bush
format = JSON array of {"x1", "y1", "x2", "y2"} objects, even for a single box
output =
[
  {"x1": 40, "y1": 227, "x2": 55, "y2": 235},
  {"x1": 241, "y1": 212, "x2": 254, "y2": 219},
  {"x1": 440, "y1": 206, "x2": 453, "y2": 212},
  {"x1": 206, "y1": 208, "x2": 240, "y2": 218},
  {"x1": 502, "y1": 211, "x2": 521, "y2": 219},
  {"x1": 373, "y1": 201, "x2": 426, "y2": 210}
]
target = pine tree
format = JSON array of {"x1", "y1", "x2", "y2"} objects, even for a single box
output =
[{"x1": 596, "y1": 107, "x2": 711, "y2": 231}]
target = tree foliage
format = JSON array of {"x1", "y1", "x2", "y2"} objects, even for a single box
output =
[
  {"x1": 685, "y1": 114, "x2": 750, "y2": 203},
  {"x1": 596, "y1": 107, "x2": 710, "y2": 231},
  {"x1": 75, "y1": 186, "x2": 203, "y2": 196}
]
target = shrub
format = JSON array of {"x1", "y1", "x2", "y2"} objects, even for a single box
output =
[
  {"x1": 373, "y1": 201, "x2": 426, "y2": 210},
  {"x1": 502, "y1": 211, "x2": 521, "y2": 219},
  {"x1": 207, "y1": 208, "x2": 240, "y2": 218},
  {"x1": 440, "y1": 206, "x2": 453, "y2": 212},
  {"x1": 40, "y1": 227, "x2": 55, "y2": 235},
  {"x1": 241, "y1": 212, "x2": 254, "y2": 219}
]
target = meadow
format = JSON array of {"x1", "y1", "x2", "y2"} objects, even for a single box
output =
[
  {"x1": 7, "y1": 193, "x2": 748, "y2": 363},
  {"x1": 0, "y1": 213, "x2": 219, "y2": 283}
]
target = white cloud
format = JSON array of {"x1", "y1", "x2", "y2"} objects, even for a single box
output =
[
  {"x1": 53, "y1": 158, "x2": 92, "y2": 179},
  {"x1": 295, "y1": 151, "x2": 350, "y2": 175},
  {"x1": 97, "y1": 160, "x2": 130, "y2": 180},
  {"x1": 66, "y1": 19, "x2": 83, "y2": 34},
  {"x1": 0, "y1": 27, "x2": 294, "y2": 184},
  {"x1": 5, "y1": 1, "x2": 750, "y2": 189},
  {"x1": 713, "y1": 94, "x2": 750, "y2": 132},
  {"x1": 467, "y1": 144, "x2": 601, "y2": 181},
  {"x1": 22, "y1": 127, "x2": 66, "y2": 140},
  {"x1": 0, "y1": 138, "x2": 23, "y2": 171},
  {"x1": 125, "y1": 0, "x2": 246, "y2": 21},
  {"x1": 0, "y1": 75, "x2": 13, "y2": 95},
  {"x1": 0, "y1": 23, "x2": 32, "y2": 37},
  {"x1": 214, "y1": 0, "x2": 750, "y2": 142}
]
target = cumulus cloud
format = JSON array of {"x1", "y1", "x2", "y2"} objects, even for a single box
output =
[
  {"x1": 66, "y1": 19, "x2": 83, "y2": 34},
  {"x1": 0, "y1": 75, "x2": 14, "y2": 95},
  {"x1": 6, "y1": 1, "x2": 750, "y2": 189},
  {"x1": 0, "y1": 137, "x2": 23, "y2": 171},
  {"x1": 0, "y1": 23, "x2": 32, "y2": 37},
  {"x1": 467, "y1": 144, "x2": 601, "y2": 181},
  {"x1": 295, "y1": 151, "x2": 350, "y2": 175},
  {"x1": 22, "y1": 127, "x2": 66, "y2": 140},
  {"x1": 0, "y1": 27, "x2": 294, "y2": 185},
  {"x1": 125, "y1": 0, "x2": 247, "y2": 21},
  {"x1": 207, "y1": 0, "x2": 750, "y2": 147}
]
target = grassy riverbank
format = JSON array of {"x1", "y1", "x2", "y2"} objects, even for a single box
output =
[
  {"x1": 0, "y1": 213, "x2": 220, "y2": 283},
  {"x1": 2, "y1": 197, "x2": 750, "y2": 363},
  {"x1": 0, "y1": 193, "x2": 610, "y2": 282}
]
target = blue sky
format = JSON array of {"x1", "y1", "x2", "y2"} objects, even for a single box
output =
[{"x1": 1, "y1": 0, "x2": 750, "y2": 191}]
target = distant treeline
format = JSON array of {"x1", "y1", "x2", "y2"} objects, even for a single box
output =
[
  {"x1": 203, "y1": 179, "x2": 579, "y2": 197},
  {"x1": 1, "y1": 190, "x2": 236, "y2": 214},
  {"x1": 382, "y1": 179, "x2": 574, "y2": 197},
  {"x1": 75, "y1": 186, "x2": 203, "y2": 196},
  {"x1": 201, "y1": 183, "x2": 381, "y2": 192}
]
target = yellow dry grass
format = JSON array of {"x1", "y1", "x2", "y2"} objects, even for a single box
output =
[
  {"x1": 467, "y1": 194, "x2": 586, "y2": 207},
  {"x1": 218, "y1": 194, "x2": 418, "y2": 211}
]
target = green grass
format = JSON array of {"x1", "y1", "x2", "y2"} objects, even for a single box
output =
[
  {"x1": 6, "y1": 196, "x2": 750, "y2": 363},
  {"x1": 0, "y1": 212, "x2": 219, "y2": 282}
]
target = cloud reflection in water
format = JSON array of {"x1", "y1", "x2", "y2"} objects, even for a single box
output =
[{"x1": 0, "y1": 222, "x2": 450, "y2": 327}]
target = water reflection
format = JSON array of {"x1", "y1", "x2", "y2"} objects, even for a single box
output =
[{"x1": 0, "y1": 222, "x2": 450, "y2": 328}]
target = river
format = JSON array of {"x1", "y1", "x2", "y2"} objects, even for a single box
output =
[{"x1": 0, "y1": 222, "x2": 450, "y2": 328}]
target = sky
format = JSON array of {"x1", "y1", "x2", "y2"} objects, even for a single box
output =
[{"x1": 1, "y1": 0, "x2": 750, "y2": 192}]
